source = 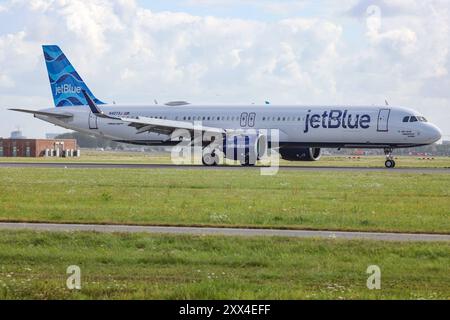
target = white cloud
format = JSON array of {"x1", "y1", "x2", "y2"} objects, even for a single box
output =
[
  {"x1": 0, "y1": 0, "x2": 450, "y2": 138},
  {"x1": 0, "y1": 74, "x2": 15, "y2": 88},
  {"x1": 353, "y1": 1, "x2": 450, "y2": 82}
]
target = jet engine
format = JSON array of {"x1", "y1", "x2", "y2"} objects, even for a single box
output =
[
  {"x1": 279, "y1": 147, "x2": 321, "y2": 161},
  {"x1": 202, "y1": 133, "x2": 267, "y2": 165}
]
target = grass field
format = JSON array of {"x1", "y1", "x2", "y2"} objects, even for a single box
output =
[
  {"x1": 0, "y1": 167, "x2": 449, "y2": 233},
  {"x1": 1, "y1": 150, "x2": 450, "y2": 168},
  {"x1": 0, "y1": 154, "x2": 449, "y2": 300},
  {"x1": 0, "y1": 230, "x2": 448, "y2": 299},
  {"x1": 0, "y1": 150, "x2": 173, "y2": 164}
]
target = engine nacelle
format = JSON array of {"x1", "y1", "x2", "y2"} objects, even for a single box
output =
[
  {"x1": 220, "y1": 134, "x2": 267, "y2": 164},
  {"x1": 279, "y1": 147, "x2": 321, "y2": 161}
]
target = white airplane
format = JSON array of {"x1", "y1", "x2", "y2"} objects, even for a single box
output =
[{"x1": 11, "y1": 45, "x2": 442, "y2": 168}]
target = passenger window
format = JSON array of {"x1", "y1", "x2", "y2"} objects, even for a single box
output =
[
  {"x1": 403, "y1": 116, "x2": 409, "y2": 122},
  {"x1": 410, "y1": 116, "x2": 418, "y2": 122}
]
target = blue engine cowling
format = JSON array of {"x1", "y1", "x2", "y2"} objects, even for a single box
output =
[
  {"x1": 279, "y1": 147, "x2": 321, "y2": 161},
  {"x1": 221, "y1": 134, "x2": 267, "y2": 164}
]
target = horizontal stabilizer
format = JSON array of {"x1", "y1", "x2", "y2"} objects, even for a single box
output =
[{"x1": 9, "y1": 108, "x2": 73, "y2": 118}]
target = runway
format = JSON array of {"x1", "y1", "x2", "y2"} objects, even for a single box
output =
[
  {"x1": 0, "y1": 222, "x2": 448, "y2": 242},
  {"x1": 1, "y1": 162, "x2": 450, "y2": 173}
]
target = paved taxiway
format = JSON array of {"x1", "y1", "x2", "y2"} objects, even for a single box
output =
[
  {"x1": 0, "y1": 222, "x2": 448, "y2": 242},
  {"x1": 1, "y1": 162, "x2": 449, "y2": 173}
]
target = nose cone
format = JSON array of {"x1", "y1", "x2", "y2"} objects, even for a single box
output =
[{"x1": 426, "y1": 124, "x2": 442, "y2": 143}]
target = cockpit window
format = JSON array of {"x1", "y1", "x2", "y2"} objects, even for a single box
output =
[
  {"x1": 404, "y1": 115, "x2": 427, "y2": 123},
  {"x1": 418, "y1": 116, "x2": 428, "y2": 122}
]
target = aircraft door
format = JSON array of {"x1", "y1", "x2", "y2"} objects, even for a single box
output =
[
  {"x1": 377, "y1": 109, "x2": 390, "y2": 132},
  {"x1": 89, "y1": 111, "x2": 98, "y2": 129}
]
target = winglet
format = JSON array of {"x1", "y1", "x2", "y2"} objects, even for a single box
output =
[
  {"x1": 82, "y1": 90, "x2": 101, "y2": 114},
  {"x1": 82, "y1": 90, "x2": 120, "y2": 120}
]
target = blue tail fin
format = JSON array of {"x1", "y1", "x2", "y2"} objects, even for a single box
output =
[{"x1": 43, "y1": 45, "x2": 105, "y2": 107}]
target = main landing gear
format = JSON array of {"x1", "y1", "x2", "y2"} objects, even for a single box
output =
[
  {"x1": 384, "y1": 148, "x2": 396, "y2": 168},
  {"x1": 202, "y1": 151, "x2": 219, "y2": 166},
  {"x1": 201, "y1": 150, "x2": 256, "y2": 166}
]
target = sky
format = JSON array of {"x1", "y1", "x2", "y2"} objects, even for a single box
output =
[{"x1": 0, "y1": 0, "x2": 449, "y2": 139}]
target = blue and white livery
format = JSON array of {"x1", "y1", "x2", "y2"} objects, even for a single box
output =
[
  {"x1": 11, "y1": 46, "x2": 442, "y2": 168},
  {"x1": 43, "y1": 45, "x2": 104, "y2": 107}
]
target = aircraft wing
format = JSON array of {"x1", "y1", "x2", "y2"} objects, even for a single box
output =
[
  {"x1": 9, "y1": 108, "x2": 73, "y2": 118},
  {"x1": 119, "y1": 116, "x2": 225, "y2": 135},
  {"x1": 81, "y1": 89, "x2": 225, "y2": 136}
]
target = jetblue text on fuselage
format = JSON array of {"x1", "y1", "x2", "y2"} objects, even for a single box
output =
[
  {"x1": 55, "y1": 84, "x2": 81, "y2": 95},
  {"x1": 304, "y1": 109, "x2": 371, "y2": 133}
]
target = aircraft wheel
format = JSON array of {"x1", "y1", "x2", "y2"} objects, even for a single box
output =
[
  {"x1": 385, "y1": 159, "x2": 395, "y2": 168},
  {"x1": 202, "y1": 152, "x2": 218, "y2": 166},
  {"x1": 240, "y1": 154, "x2": 256, "y2": 166}
]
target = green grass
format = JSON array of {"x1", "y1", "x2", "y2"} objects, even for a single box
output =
[
  {"x1": 0, "y1": 230, "x2": 448, "y2": 299},
  {"x1": 0, "y1": 167, "x2": 449, "y2": 233},
  {"x1": 1, "y1": 151, "x2": 450, "y2": 168},
  {"x1": 0, "y1": 150, "x2": 173, "y2": 164}
]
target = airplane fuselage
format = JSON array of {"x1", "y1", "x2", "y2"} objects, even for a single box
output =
[{"x1": 36, "y1": 104, "x2": 441, "y2": 149}]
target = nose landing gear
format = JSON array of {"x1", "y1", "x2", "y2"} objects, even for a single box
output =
[{"x1": 384, "y1": 148, "x2": 396, "y2": 168}]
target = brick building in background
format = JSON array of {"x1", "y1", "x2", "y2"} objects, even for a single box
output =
[{"x1": 0, "y1": 139, "x2": 78, "y2": 157}]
